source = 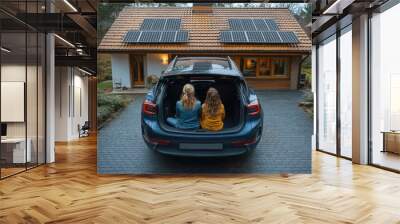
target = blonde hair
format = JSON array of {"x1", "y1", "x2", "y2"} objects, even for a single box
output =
[
  {"x1": 204, "y1": 87, "x2": 222, "y2": 116},
  {"x1": 181, "y1": 83, "x2": 196, "y2": 109}
]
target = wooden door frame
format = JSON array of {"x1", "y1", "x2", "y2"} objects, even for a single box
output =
[{"x1": 129, "y1": 55, "x2": 145, "y2": 87}]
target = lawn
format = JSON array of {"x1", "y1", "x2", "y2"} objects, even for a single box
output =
[{"x1": 98, "y1": 80, "x2": 113, "y2": 92}]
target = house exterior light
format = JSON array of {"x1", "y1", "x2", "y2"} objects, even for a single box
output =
[{"x1": 161, "y1": 55, "x2": 169, "y2": 65}]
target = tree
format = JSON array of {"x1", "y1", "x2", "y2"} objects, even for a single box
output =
[{"x1": 98, "y1": 3, "x2": 130, "y2": 43}]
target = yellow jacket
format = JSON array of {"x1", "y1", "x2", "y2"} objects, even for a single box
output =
[{"x1": 201, "y1": 104, "x2": 225, "y2": 131}]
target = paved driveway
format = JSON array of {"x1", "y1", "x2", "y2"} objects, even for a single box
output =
[{"x1": 98, "y1": 90, "x2": 312, "y2": 174}]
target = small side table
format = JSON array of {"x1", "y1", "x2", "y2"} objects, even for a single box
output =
[{"x1": 381, "y1": 131, "x2": 400, "y2": 154}]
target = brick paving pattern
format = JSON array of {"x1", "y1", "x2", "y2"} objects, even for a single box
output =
[{"x1": 98, "y1": 90, "x2": 312, "y2": 174}]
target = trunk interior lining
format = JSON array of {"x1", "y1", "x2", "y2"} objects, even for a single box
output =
[{"x1": 159, "y1": 77, "x2": 245, "y2": 133}]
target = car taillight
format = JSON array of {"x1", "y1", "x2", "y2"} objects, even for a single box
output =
[
  {"x1": 143, "y1": 100, "x2": 157, "y2": 115},
  {"x1": 232, "y1": 135, "x2": 257, "y2": 147},
  {"x1": 148, "y1": 136, "x2": 170, "y2": 145},
  {"x1": 247, "y1": 100, "x2": 260, "y2": 116}
]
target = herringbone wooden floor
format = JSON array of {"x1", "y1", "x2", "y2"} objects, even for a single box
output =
[{"x1": 1, "y1": 135, "x2": 400, "y2": 224}]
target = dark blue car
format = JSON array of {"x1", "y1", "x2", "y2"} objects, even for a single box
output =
[{"x1": 141, "y1": 57, "x2": 263, "y2": 157}]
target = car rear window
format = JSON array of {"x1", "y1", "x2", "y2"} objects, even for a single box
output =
[{"x1": 172, "y1": 59, "x2": 231, "y2": 72}]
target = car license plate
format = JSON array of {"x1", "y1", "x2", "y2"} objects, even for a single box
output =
[{"x1": 179, "y1": 143, "x2": 223, "y2": 150}]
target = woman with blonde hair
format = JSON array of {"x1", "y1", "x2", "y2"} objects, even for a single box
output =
[
  {"x1": 201, "y1": 87, "x2": 225, "y2": 131},
  {"x1": 167, "y1": 83, "x2": 201, "y2": 129}
]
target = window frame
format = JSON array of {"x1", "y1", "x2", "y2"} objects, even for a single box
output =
[{"x1": 239, "y1": 56, "x2": 291, "y2": 79}]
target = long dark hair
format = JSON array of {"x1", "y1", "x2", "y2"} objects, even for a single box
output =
[{"x1": 204, "y1": 87, "x2": 222, "y2": 116}]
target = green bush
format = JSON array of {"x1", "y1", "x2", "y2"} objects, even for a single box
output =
[
  {"x1": 299, "y1": 90, "x2": 314, "y2": 117},
  {"x1": 97, "y1": 80, "x2": 113, "y2": 93},
  {"x1": 98, "y1": 105, "x2": 113, "y2": 125},
  {"x1": 98, "y1": 54, "x2": 112, "y2": 82},
  {"x1": 97, "y1": 93, "x2": 132, "y2": 126}
]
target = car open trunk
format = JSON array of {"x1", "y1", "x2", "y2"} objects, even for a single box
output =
[{"x1": 158, "y1": 75, "x2": 245, "y2": 133}]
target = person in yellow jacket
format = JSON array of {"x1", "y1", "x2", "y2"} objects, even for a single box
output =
[{"x1": 201, "y1": 87, "x2": 225, "y2": 131}]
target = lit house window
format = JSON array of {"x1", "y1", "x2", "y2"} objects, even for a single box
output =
[
  {"x1": 239, "y1": 57, "x2": 290, "y2": 78},
  {"x1": 259, "y1": 58, "x2": 272, "y2": 76},
  {"x1": 242, "y1": 57, "x2": 257, "y2": 77},
  {"x1": 272, "y1": 57, "x2": 289, "y2": 76}
]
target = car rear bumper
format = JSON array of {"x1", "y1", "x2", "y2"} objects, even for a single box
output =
[{"x1": 142, "y1": 118, "x2": 262, "y2": 157}]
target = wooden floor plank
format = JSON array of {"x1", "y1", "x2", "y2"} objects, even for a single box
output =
[{"x1": 0, "y1": 135, "x2": 400, "y2": 223}]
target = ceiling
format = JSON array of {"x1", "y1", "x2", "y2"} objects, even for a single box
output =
[{"x1": 0, "y1": 0, "x2": 97, "y2": 74}]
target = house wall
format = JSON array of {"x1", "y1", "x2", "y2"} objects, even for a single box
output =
[
  {"x1": 111, "y1": 54, "x2": 131, "y2": 88},
  {"x1": 110, "y1": 53, "x2": 303, "y2": 90},
  {"x1": 1, "y1": 64, "x2": 42, "y2": 146},
  {"x1": 244, "y1": 55, "x2": 302, "y2": 90},
  {"x1": 290, "y1": 56, "x2": 301, "y2": 89},
  {"x1": 55, "y1": 67, "x2": 89, "y2": 141},
  {"x1": 146, "y1": 53, "x2": 169, "y2": 79}
]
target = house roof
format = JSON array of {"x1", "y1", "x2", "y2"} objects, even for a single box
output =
[{"x1": 98, "y1": 7, "x2": 311, "y2": 54}]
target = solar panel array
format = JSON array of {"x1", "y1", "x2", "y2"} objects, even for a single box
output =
[
  {"x1": 123, "y1": 30, "x2": 189, "y2": 43},
  {"x1": 228, "y1": 19, "x2": 279, "y2": 31},
  {"x1": 123, "y1": 18, "x2": 189, "y2": 44},
  {"x1": 140, "y1": 18, "x2": 181, "y2": 31},
  {"x1": 220, "y1": 18, "x2": 299, "y2": 44},
  {"x1": 220, "y1": 31, "x2": 299, "y2": 44}
]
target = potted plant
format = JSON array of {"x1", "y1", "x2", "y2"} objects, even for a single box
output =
[{"x1": 146, "y1": 74, "x2": 159, "y2": 88}]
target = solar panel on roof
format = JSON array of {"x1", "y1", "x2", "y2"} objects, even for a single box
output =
[
  {"x1": 176, "y1": 31, "x2": 189, "y2": 42},
  {"x1": 138, "y1": 31, "x2": 161, "y2": 43},
  {"x1": 165, "y1": 19, "x2": 181, "y2": 30},
  {"x1": 231, "y1": 31, "x2": 247, "y2": 43},
  {"x1": 228, "y1": 19, "x2": 243, "y2": 30},
  {"x1": 140, "y1": 18, "x2": 182, "y2": 31},
  {"x1": 241, "y1": 19, "x2": 257, "y2": 31},
  {"x1": 278, "y1": 31, "x2": 299, "y2": 43},
  {"x1": 152, "y1": 19, "x2": 166, "y2": 30},
  {"x1": 253, "y1": 19, "x2": 269, "y2": 31},
  {"x1": 262, "y1": 31, "x2": 281, "y2": 43},
  {"x1": 246, "y1": 31, "x2": 264, "y2": 43},
  {"x1": 220, "y1": 30, "x2": 298, "y2": 44},
  {"x1": 264, "y1": 19, "x2": 279, "y2": 31},
  {"x1": 160, "y1": 31, "x2": 176, "y2": 43},
  {"x1": 126, "y1": 18, "x2": 188, "y2": 44},
  {"x1": 220, "y1": 31, "x2": 233, "y2": 43},
  {"x1": 123, "y1": 30, "x2": 141, "y2": 43},
  {"x1": 227, "y1": 19, "x2": 279, "y2": 31},
  {"x1": 123, "y1": 30, "x2": 189, "y2": 44},
  {"x1": 140, "y1": 19, "x2": 155, "y2": 30},
  {"x1": 221, "y1": 17, "x2": 298, "y2": 44}
]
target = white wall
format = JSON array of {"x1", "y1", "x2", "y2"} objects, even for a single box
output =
[
  {"x1": 352, "y1": 14, "x2": 369, "y2": 164},
  {"x1": 55, "y1": 66, "x2": 69, "y2": 141},
  {"x1": 111, "y1": 54, "x2": 131, "y2": 88},
  {"x1": 71, "y1": 74, "x2": 89, "y2": 138},
  {"x1": 54, "y1": 66, "x2": 89, "y2": 141},
  {"x1": 146, "y1": 53, "x2": 169, "y2": 79},
  {"x1": 46, "y1": 6, "x2": 56, "y2": 164}
]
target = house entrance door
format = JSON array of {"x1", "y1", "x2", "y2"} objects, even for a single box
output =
[{"x1": 130, "y1": 55, "x2": 144, "y2": 87}]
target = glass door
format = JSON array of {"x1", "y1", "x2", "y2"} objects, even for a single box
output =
[
  {"x1": 339, "y1": 25, "x2": 352, "y2": 158},
  {"x1": 1, "y1": 30, "x2": 28, "y2": 178},
  {"x1": 317, "y1": 35, "x2": 337, "y2": 154},
  {"x1": 370, "y1": 3, "x2": 400, "y2": 171},
  {"x1": 0, "y1": 1, "x2": 47, "y2": 179}
]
